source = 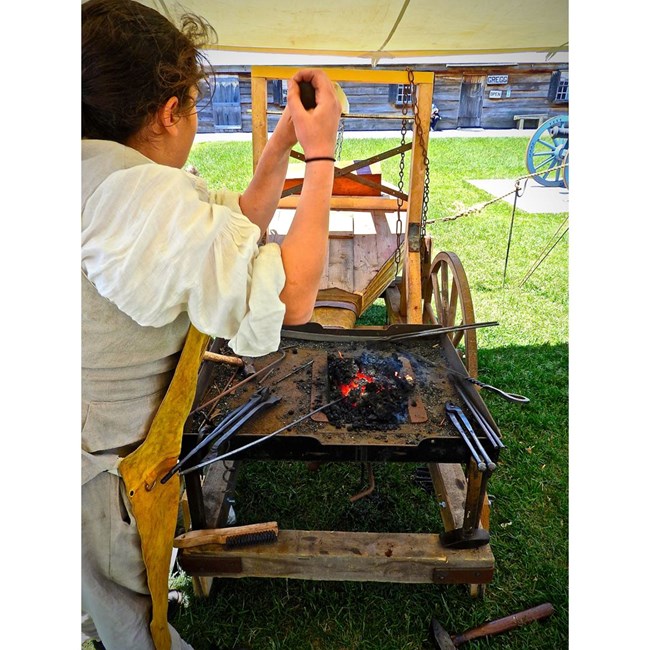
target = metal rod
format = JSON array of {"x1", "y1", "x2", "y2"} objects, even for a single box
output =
[
  {"x1": 502, "y1": 179, "x2": 526, "y2": 286},
  {"x1": 263, "y1": 110, "x2": 415, "y2": 121},
  {"x1": 349, "y1": 462, "x2": 375, "y2": 503},
  {"x1": 281, "y1": 321, "x2": 499, "y2": 344},
  {"x1": 269, "y1": 359, "x2": 314, "y2": 386},
  {"x1": 191, "y1": 349, "x2": 286, "y2": 416},
  {"x1": 444, "y1": 365, "x2": 529, "y2": 404},
  {"x1": 179, "y1": 398, "x2": 344, "y2": 474},
  {"x1": 445, "y1": 403, "x2": 486, "y2": 471},
  {"x1": 519, "y1": 221, "x2": 569, "y2": 287},
  {"x1": 454, "y1": 407, "x2": 496, "y2": 472},
  {"x1": 385, "y1": 321, "x2": 499, "y2": 342}
]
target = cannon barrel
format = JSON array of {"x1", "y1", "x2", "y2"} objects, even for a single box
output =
[{"x1": 550, "y1": 126, "x2": 569, "y2": 138}]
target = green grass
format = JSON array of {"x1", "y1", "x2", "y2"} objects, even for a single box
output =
[{"x1": 173, "y1": 136, "x2": 569, "y2": 649}]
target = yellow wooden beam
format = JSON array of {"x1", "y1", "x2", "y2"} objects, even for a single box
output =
[
  {"x1": 251, "y1": 76, "x2": 268, "y2": 171},
  {"x1": 404, "y1": 79, "x2": 433, "y2": 323},
  {"x1": 251, "y1": 66, "x2": 434, "y2": 85}
]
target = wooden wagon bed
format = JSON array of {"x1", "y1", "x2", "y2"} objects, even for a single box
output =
[{"x1": 267, "y1": 209, "x2": 404, "y2": 325}]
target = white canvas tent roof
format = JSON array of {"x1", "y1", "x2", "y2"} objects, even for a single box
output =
[{"x1": 141, "y1": 0, "x2": 568, "y2": 65}]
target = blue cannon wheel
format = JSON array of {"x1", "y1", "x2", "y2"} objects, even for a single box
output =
[{"x1": 526, "y1": 115, "x2": 569, "y2": 188}]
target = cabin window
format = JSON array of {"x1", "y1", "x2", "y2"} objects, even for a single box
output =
[
  {"x1": 396, "y1": 84, "x2": 413, "y2": 106},
  {"x1": 389, "y1": 84, "x2": 413, "y2": 107},
  {"x1": 555, "y1": 77, "x2": 569, "y2": 102},
  {"x1": 548, "y1": 71, "x2": 569, "y2": 104}
]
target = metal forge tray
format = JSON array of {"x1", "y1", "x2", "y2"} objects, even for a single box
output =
[
  {"x1": 179, "y1": 324, "x2": 501, "y2": 591},
  {"x1": 195, "y1": 324, "x2": 502, "y2": 465}
]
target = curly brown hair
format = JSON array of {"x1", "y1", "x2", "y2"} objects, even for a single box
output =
[{"x1": 82, "y1": 0, "x2": 216, "y2": 142}]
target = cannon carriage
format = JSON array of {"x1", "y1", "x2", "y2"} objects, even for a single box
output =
[{"x1": 526, "y1": 114, "x2": 569, "y2": 189}]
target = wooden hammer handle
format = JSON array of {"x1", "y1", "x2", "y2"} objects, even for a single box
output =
[
  {"x1": 452, "y1": 603, "x2": 555, "y2": 645},
  {"x1": 203, "y1": 351, "x2": 243, "y2": 366}
]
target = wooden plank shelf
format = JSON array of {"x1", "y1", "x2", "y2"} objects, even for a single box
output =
[{"x1": 178, "y1": 529, "x2": 494, "y2": 584}]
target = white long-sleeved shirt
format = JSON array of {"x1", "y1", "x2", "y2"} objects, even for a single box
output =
[{"x1": 81, "y1": 139, "x2": 286, "y2": 357}]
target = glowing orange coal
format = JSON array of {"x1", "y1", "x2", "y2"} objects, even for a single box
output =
[{"x1": 339, "y1": 371, "x2": 375, "y2": 398}]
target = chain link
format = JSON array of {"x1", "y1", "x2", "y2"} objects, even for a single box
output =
[{"x1": 335, "y1": 118, "x2": 345, "y2": 161}]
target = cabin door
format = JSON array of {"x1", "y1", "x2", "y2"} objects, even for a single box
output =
[{"x1": 458, "y1": 75, "x2": 484, "y2": 127}]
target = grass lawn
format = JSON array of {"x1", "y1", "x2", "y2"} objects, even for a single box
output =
[{"x1": 168, "y1": 134, "x2": 569, "y2": 650}]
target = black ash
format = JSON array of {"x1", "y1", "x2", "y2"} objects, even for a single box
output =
[{"x1": 325, "y1": 351, "x2": 414, "y2": 430}]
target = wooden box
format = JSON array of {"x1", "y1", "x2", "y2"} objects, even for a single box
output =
[{"x1": 283, "y1": 161, "x2": 382, "y2": 197}]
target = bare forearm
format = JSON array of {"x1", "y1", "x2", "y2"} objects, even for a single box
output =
[
  {"x1": 239, "y1": 133, "x2": 293, "y2": 231},
  {"x1": 280, "y1": 161, "x2": 335, "y2": 324}
]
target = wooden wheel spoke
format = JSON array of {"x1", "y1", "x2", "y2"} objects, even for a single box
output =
[
  {"x1": 432, "y1": 272, "x2": 444, "y2": 325},
  {"x1": 448, "y1": 279, "x2": 459, "y2": 326},
  {"x1": 422, "y1": 276, "x2": 432, "y2": 304},
  {"x1": 423, "y1": 301, "x2": 435, "y2": 324},
  {"x1": 423, "y1": 252, "x2": 478, "y2": 377},
  {"x1": 439, "y1": 263, "x2": 449, "y2": 320},
  {"x1": 451, "y1": 325, "x2": 464, "y2": 348}
]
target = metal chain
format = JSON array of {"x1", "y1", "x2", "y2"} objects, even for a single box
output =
[
  {"x1": 335, "y1": 118, "x2": 345, "y2": 161},
  {"x1": 424, "y1": 161, "x2": 568, "y2": 225},
  {"x1": 392, "y1": 91, "x2": 409, "y2": 282},
  {"x1": 406, "y1": 67, "x2": 430, "y2": 238}
]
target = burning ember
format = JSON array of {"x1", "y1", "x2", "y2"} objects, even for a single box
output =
[
  {"x1": 339, "y1": 371, "x2": 375, "y2": 398},
  {"x1": 326, "y1": 351, "x2": 415, "y2": 430}
]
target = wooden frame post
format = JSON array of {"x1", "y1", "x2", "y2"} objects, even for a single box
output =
[
  {"x1": 251, "y1": 76, "x2": 268, "y2": 171},
  {"x1": 250, "y1": 67, "x2": 435, "y2": 326},
  {"x1": 403, "y1": 80, "x2": 433, "y2": 323}
]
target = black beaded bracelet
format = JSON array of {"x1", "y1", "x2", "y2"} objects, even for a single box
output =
[{"x1": 303, "y1": 156, "x2": 336, "y2": 163}]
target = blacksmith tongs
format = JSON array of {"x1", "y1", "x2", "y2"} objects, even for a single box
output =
[
  {"x1": 160, "y1": 387, "x2": 281, "y2": 484},
  {"x1": 445, "y1": 401, "x2": 496, "y2": 472}
]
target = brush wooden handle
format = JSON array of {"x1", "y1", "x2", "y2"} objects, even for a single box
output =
[
  {"x1": 173, "y1": 522, "x2": 279, "y2": 548},
  {"x1": 452, "y1": 603, "x2": 555, "y2": 645}
]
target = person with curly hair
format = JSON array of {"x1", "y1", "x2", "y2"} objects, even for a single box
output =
[{"x1": 81, "y1": 1, "x2": 341, "y2": 647}]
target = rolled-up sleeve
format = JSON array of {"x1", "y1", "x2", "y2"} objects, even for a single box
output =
[{"x1": 82, "y1": 164, "x2": 286, "y2": 357}]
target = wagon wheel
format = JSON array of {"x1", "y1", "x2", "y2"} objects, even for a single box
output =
[
  {"x1": 526, "y1": 114, "x2": 569, "y2": 187},
  {"x1": 422, "y1": 251, "x2": 478, "y2": 378},
  {"x1": 561, "y1": 152, "x2": 569, "y2": 189}
]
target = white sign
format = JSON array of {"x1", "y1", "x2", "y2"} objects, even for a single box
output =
[{"x1": 489, "y1": 90, "x2": 502, "y2": 99}]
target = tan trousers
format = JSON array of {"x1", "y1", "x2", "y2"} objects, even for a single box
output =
[{"x1": 81, "y1": 471, "x2": 193, "y2": 650}]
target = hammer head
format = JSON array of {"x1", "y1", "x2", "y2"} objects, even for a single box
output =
[
  {"x1": 241, "y1": 357, "x2": 256, "y2": 376},
  {"x1": 429, "y1": 618, "x2": 456, "y2": 650}
]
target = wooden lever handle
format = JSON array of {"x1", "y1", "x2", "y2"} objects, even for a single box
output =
[{"x1": 452, "y1": 603, "x2": 555, "y2": 645}]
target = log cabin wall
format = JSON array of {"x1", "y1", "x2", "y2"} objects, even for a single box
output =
[{"x1": 196, "y1": 63, "x2": 568, "y2": 133}]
